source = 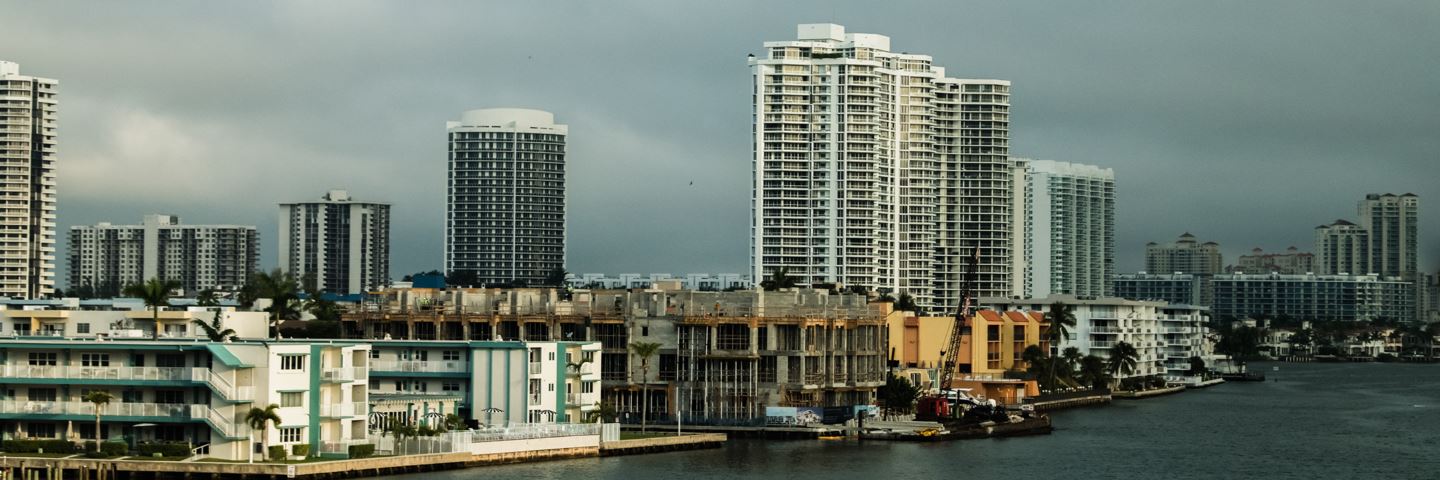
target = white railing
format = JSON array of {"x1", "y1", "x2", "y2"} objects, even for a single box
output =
[
  {"x1": 370, "y1": 361, "x2": 466, "y2": 373},
  {"x1": 0, "y1": 401, "x2": 248, "y2": 439},
  {"x1": 322, "y1": 367, "x2": 366, "y2": 382},
  {"x1": 529, "y1": 393, "x2": 542, "y2": 404},
  {"x1": 0, "y1": 365, "x2": 255, "y2": 402},
  {"x1": 320, "y1": 439, "x2": 371, "y2": 454},
  {"x1": 566, "y1": 393, "x2": 581, "y2": 405},
  {"x1": 466, "y1": 423, "x2": 600, "y2": 443},
  {"x1": 528, "y1": 363, "x2": 543, "y2": 375},
  {"x1": 320, "y1": 402, "x2": 368, "y2": 418}
]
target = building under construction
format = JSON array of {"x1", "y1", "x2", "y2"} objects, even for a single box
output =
[{"x1": 340, "y1": 286, "x2": 888, "y2": 424}]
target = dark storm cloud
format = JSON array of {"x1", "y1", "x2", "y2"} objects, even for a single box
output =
[{"x1": 2, "y1": 0, "x2": 1436, "y2": 285}]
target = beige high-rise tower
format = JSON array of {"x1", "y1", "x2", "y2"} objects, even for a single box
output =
[{"x1": 0, "y1": 61, "x2": 57, "y2": 299}]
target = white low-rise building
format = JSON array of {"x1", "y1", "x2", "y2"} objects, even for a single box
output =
[{"x1": 983, "y1": 295, "x2": 1209, "y2": 381}]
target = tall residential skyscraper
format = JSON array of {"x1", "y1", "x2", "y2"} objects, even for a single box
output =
[
  {"x1": 0, "y1": 61, "x2": 57, "y2": 299},
  {"x1": 749, "y1": 24, "x2": 1018, "y2": 310},
  {"x1": 279, "y1": 190, "x2": 391, "y2": 294},
  {"x1": 68, "y1": 215, "x2": 258, "y2": 296},
  {"x1": 1022, "y1": 159, "x2": 1115, "y2": 298},
  {"x1": 1315, "y1": 219, "x2": 1370, "y2": 275},
  {"x1": 445, "y1": 108, "x2": 567, "y2": 286},
  {"x1": 1358, "y1": 193, "x2": 1418, "y2": 280}
]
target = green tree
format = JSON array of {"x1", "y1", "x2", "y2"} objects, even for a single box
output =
[
  {"x1": 1046, "y1": 302, "x2": 1078, "y2": 391},
  {"x1": 894, "y1": 293, "x2": 925, "y2": 315},
  {"x1": 245, "y1": 404, "x2": 282, "y2": 463},
  {"x1": 759, "y1": 267, "x2": 797, "y2": 291},
  {"x1": 1078, "y1": 355, "x2": 1110, "y2": 390},
  {"x1": 877, "y1": 373, "x2": 922, "y2": 419},
  {"x1": 83, "y1": 390, "x2": 114, "y2": 443},
  {"x1": 543, "y1": 267, "x2": 569, "y2": 287},
  {"x1": 628, "y1": 341, "x2": 662, "y2": 432},
  {"x1": 1187, "y1": 356, "x2": 1207, "y2": 376},
  {"x1": 122, "y1": 278, "x2": 179, "y2": 339},
  {"x1": 1108, "y1": 341, "x2": 1140, "y2": 388},
  {"x1": 1061, "y1": 347, "x2": 1084, "y2": 375},
  {"x1": 193, "y1": 311, "x2": 237, "y2": 342},
  {"x1": 252, "y1": 269, "x2": 300, "y2": 339},
  {"x1": 585, "y1": 401, "x2": 619, "y2": 423}
]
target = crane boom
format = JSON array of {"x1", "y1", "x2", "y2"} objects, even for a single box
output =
[{"x1": 937, "y1": 246, "x2": 980, "y2": 393}]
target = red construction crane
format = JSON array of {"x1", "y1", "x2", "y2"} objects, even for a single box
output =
[{"x1": 916, "y1": 246, "x2": 979, "y2": 421}]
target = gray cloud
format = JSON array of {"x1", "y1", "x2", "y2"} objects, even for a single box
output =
[{"x1": 2, "y1": 0, "x2": 1436, "y2": 286}]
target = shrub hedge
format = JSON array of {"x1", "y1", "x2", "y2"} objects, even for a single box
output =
[
  {"x1": 136, "y1": 442, "x2": 192, "y2": 458},
  {"x1": 291, "y1": 444, "x2": 310, "y2": 457},
  {"x1": 347, "y1": 444, "x2": 376, "y2": 459},
  {"x1": 2, "y1": 439, "x2": 78, "y2": 454},
  {"x1": 268, "y1": 445, "x2": 286, "y2": 461}
]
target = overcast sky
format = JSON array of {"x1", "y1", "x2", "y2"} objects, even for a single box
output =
[{"x1": 3, "y1": 1, "x2": 1437, "y2": 286}]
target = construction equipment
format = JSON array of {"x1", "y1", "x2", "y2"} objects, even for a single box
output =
[{"x1": 916, "y1": 246, "x2": 980, "y2": 421}]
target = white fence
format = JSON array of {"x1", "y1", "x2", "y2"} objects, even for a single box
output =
[
  {"x1": 369, "y1": 423, "x2": 607, "y2": 456},
  {"x1": 601, "y1": 423, "x2": 620, "y2": 442}
]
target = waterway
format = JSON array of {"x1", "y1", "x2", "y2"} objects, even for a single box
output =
[{"x1": 382, "y1": 362, "x2": 1440, "y2": 479}]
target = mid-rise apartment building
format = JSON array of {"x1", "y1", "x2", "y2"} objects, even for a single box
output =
[
  {"x1": 0, "y1": 61, "x2": 57, "y2": 299},
  {"x1": 1145, "y1": 233, "x2": 1222, "y2": 305},
  {"x1": 279, "y1": 190, "x2": 391, "y2": 295},
  {"x1": 1112, "y1": 273, "x2": 1202, "y2": 306},
  {"x1": 445, "y1": 108, "x2": 567, "y2": 287},
  {"x1": 1021, "y1": 159, "x2": 1115, "y2": 298},
  {"x1": 567, "y1": 273, "x2": 751, "y2": 291},
  {"x1": 749, "y1": 23, "x2": 1020, "y2": 313},
  {"x1": 982, "y1": 295, "x2": 1208, "y2": 381},
  {"x1": 68, "y1": 215, "x2": 258, "y2": 296},
  {"x1": 1211, "y1": 273, "x2": 1415, "y2": 322},
  {"x1": 0, "y1": 338, "x2": 370, "y2": 461}
]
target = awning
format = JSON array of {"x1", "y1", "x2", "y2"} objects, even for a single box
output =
[{"x1": 206, "y1": 344, "x2": 252, "y2": 368}]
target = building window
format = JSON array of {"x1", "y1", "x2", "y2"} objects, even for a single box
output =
[
  {"x1": 77, "y1": 323, "x2": 91, "y2": 334},
  {"x1": 13, "y1": 323, "x2": 30, "y2": 336},
  {"x1": 547, "y1": 383, "x2": 554, "y2": 392},
  {"x1": 442, "y1": 351, "x2": 461, "y2": 361},
  {"x1": 155, "y1": 391, "x2": 185, "y2": 404},
  {"x1": 281, "y1": 392, "x2": 304, "y2": 408},
  {"x1": 369, "y1": 350, "x2": 380, "y2": 359},
  {"x1": 548, "y1": 351, "x2": 555, "y2": 361},
  {"x1": 581, "y1": 381, "x2": 595, "y2": 394},
  {"x1": 156, "y1": 354, "x2": 185, "y2": 368},
  {"x1": 279, "y1": 427, "x2": 303, "y2": 443},
  {"x1": 28, "y1": 353, "x2": 57, "y2": 366},
  {"x1": 280, "y1": 355, "x2": 306, "y2": 371},
  {"x1": 123, "y1": 390, "x2": 143, "y2": 403},
  {"x1": 28, "y1": 388, "x2": 56, "y2": 402},
  {"x1": 442, "y1": 382, "x2": 461, "y2": 392},
  {"x1": 82, "y1": 353, "x2": 110, "y2": 367},
  {"x1": 27, "y1": 423, "x2": 56, "y2": 439}
]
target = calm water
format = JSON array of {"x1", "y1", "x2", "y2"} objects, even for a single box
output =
[{"x1": 383, "y1": 362, "x2": 1440, "y2": 479}]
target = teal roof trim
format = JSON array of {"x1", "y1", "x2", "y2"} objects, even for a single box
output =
[{"x1": 206, "y1": 344, "x2": 252, "y2": 368}]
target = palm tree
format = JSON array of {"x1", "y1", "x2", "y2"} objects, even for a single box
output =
[
  {"x1": 193, "y1": 311, "x2": 237, "y2": 342},
  {"x1": 245, "y1": 404, "x2": 282, "y2": 463},
  {"x1": 759, "y1": 267, "x2": 798, "y2": 291},
  {"x1": 628, "y1": 341, "x2": 662, "y2": 432},
  {"x1": 196, "y1": 289, "x2": 220, "y2": 307},
  {"x1": 585, "y1": 401, "x2": 618, "y2": 423},
  {"x1": 1078, "y1": 355, "x2": 1110, "y2": 391},
  {"x1": 1061, "y1": 347, "x2": 1084, "y2": 375},
  {"x1": 83, "y1": 390, "x2": 113, "y2": 445},
  {"x1": 123, "y1": 278, "x2": 179, "y2": 339},
  {"x1": 1045, "y1": 302, "x2": 1077, "y2": 391},
  {"x1": 251, "y1": 269, "x2": 299, "y2": 339},
  {"x1": 1108, "y1": 341, "x2": 1140, "y2": 389}
]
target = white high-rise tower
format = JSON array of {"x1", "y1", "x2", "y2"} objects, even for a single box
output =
[
  {"x1": 1022, "y1": 159, "x2": 1116, "y2": 299},
  {"x1": 279, "y1": 190, "x2": 391, "y2": 295},
  {"x1": 0, "y1": 61, "x2": 57, "y2": 299},
  {"x1": 749, "y1": 24, "x2": 1018, "y2": 309}
]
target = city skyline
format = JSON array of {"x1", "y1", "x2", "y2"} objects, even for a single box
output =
[{"x1": 3, "y1": 1, "x2": 1438, "y2": 285}]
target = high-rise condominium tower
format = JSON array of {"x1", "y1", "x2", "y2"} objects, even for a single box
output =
[
  {"x1": 0, "y1": 61, "x2": 57, "y2": 299},
  {"x1": 279, "y1": 190, "x2": 391, "y2": 295},
  {"x1": 1358, "y1": 193, "x2": 1418, "y2": 280},
  {"x1": 1022, "y1": 159, "x2": 1115, "y2": 298},
  {"x1": 68, "y1": 215, "x2": 258, "y2": 296},
  {"x1": 445, "y1": 108, "x2": 567, "y2": 286},
  {"x1": 1315, "y1": 219, "x2": 1369, "y2": 275},
  {"x1": 749, "y1": 24, "x2": 1018, "y2": 310}
]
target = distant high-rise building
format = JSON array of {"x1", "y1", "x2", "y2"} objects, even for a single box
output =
[
  {"x1": 68, "y1": 215, "x2": 258, "y2": 296},
  {"x1": 749, "y1": 23, "x2": 1019, "y2": 310},
  {"x1": 279, "y1": 190, "x2": 390, "y2": 295},
  {"x1": 1112, "y1": 273, "x2": 1202, "y2": 306},
  {"x1": 1358, "y1": 193, "x2": 1418, "y2": 280},
  {"x1": 1145, "y1": 233, "x2": 1223, "y2": 275},
  {"x1": 1315, "y1": 219, "x2": 1370, "y2": 275},
  {"x1": 0, "y1": 61, "x2": 57, "y2": 299},
  {"x1": 1022, "y1": 159, "x2": 1115, "y2": 298},
  {"x1": 445, "y1": 108, "x2": 567, "y2": 286},
  {"x1": 1230, "y1": 246, "x2": 1315, "y2": 275}
]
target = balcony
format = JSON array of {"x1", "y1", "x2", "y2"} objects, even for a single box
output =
[
  {"x1": 0, "y1": 401, "x2": 249, "y2": 438},
  {"x1": 370, "y1": 361, "x2": 467, "y2": 374},
  {"x1": 322, "y1": 367, "x2": 366, "y2": 383},
  {"x1": 0, "y1": 365, "x2": 254, "y2": 402},
  {"x1": 565, "y1": 363, "x2": 598, "y2": 376},
  {"x1": 566, "y1": 393, "x2": 583, "y2": 406},
  {"x1": 320, "y1": 402, "x2": 368, "y2": 418},
  {"x1": 529, "y1": 363, "x2": 543, "y2": 375}
]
